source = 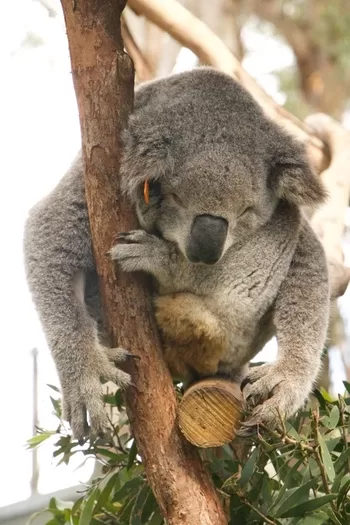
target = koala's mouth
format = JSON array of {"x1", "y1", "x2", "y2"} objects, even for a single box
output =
[{"x1": 186, "y1": 214, "x2": 228, "y2": 265}]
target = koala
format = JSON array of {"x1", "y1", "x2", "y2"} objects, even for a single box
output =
[{"x1": 24, "y1": 67, "x2": 330, "y2": 441}]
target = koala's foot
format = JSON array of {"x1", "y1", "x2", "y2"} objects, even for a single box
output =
[
  {"x1": 238, "y1": 363, "x2": 309, "y2": 437},
  {"x1": 109, "y1": 229, "x2": 172, "y2": 279},
  {"x1": 62, "y1": 346, "x2": 133, "y2": 442}
]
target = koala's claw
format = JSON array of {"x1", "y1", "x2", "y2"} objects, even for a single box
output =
[
  {"x1": 61, "y1": 345, "x2": 133, "y2": 442},
  {"x1": 105, "y1": 347, "x2": 139, "y2": 365},
  {"x1": 240, "y1": 376, "x2": 252, "y2": 391},
  {"x1": 236, "y1": 422, "x2": 259, "y2": 438},
  {"x1": 109, "y1": 229, "x2": 170, "y2": 276},
  {"x1": 126, "y1": 353, "x2": 141, "y2": 360},
  {"x1": 115, "y1": 230, "x2": 154, "y2": 244},
  {"x1": 240, "y1": 363, "x2": 308, "y2": 430}
]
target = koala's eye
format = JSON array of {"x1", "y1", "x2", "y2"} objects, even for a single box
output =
[
  {"x1": 169, "y1": 193, "x2": 184, "y2": 207},
  {"x1": 238, "y1": 206, "x2": 254, "y2": 218},
  {"x1": 143, "y1": 180, "x2": 162, "y2": 204}
]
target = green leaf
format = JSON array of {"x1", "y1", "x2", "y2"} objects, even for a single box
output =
[
  {"x1": 336, "y1": 477, "x2": 350, "y2": 507},
  {"x1": 114, "y1": 477, "x2": 143, "y2": 503},
  {"x1": 325, "y1": 507, "x2": 347, "y2": 525},
  {"x1": 334, "y1": 447, "x2": 350, "y2": 473},
  {"x1": 93, "y1": 447, "x2": 126, "y2": 463},
  {"x1": 322, "y1": 406, "x2": 340, "y2": 430},
  {"x1": 94, "y1": 471, "x2": 119, "y2": 513},
  {"x1": 280, "y1": 494, "x2": 337, "y2": 518},
  {"x1": 47, "y1": 384, "x2": 61, "y2": 393},
  {"x1": 319, "y1": 433, "x2": 336, "y2": 482},
  {"x1": 332, "y1": 472, "x2": 350, "y2": 494},
  {"x1": 239, "y1": 446, "x2": 260, "y2": 487},
  {"x1": 49, "y1": 497, "x2": 58, "y2": 510},
  {"x1": 343, "y1": 381, "x2": 350, "y2": 395},
  {"x1": 141, "y1": 488, "x2": 158, "y2": 523},
  {"x1": 148, "y1": 509, "x2": 164, "y2": 525},
  {"x1": 294, "y1": 513, "x2": 331, "y2": 525},
  {"x1": 26, "y1": 432, "x2": 55, "y2": 448},
  {"x1": 285, "y1": 422, "x2": 302, "y2": 442},
  {"x1": 50, "y1": 396, "x2": 62, "y2": 416},
  {"x1": 118, "y1": 495, "x2": 137, "y2": 522},
  {"x1": 320, "y1": 388, "x2": 335, "y2": 403},
  {"x1": 324, "y1": 437, "x2": 341, "y2": 451},
  {"x1": 129, "y1": 484, "x2": 150, "y2": 525},
  {"x1": 113, "y1": 389, "x2": 125, "y2": 410},
  {"x1": 275, "y1": 478, "x2": 319, "y2": 517},
  {"x1": 78, "y1": 488, "x2": 99, "y2": 525},
  {"x1": 270, "y1": 458, "x2": 304, "y2": 510},
  {"x1": 314, "y1": 390, "x2": 327, "y2": 409},
  {"x1": 71, "y1": 497, "x2": 84, "y2": 516}
]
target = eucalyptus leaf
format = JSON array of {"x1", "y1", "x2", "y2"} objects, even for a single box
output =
[
  {"x1": 129, "y1": 484, "x2": 150, "y2": 525},
  {"x1": 319, "y1": 433, "x2": 336, "y2": 482},
  {"x1": 270, "y1": 457, "x2": 304, "y2": 510},
  {"x1": 336, "y1": 477, "x2": 350, "y2": 507},
  {"x1": 275, "y1": 478, "x2": 319, "y2": 517},
  {"x1": 26, "y1": 432, "x2": 55, "y2": 448},
  {"x1": 322, "y1": 406, "x2": 340, "y2": 430},
  {"x1": 239, "y1": 446, "x2": 260, "y2": 487},
  {"x1": 94, "y1": 471, "x2": 120, "y2": 513},
  {"x1": 334, "y1": 447, "x2": 350, "y2": 473},
  {"x1": 279, "y1": 494, "x2": 336, "y2": 518},
  {"x1": 78, "y1": 488, "x2": 99, "y2": 525}
]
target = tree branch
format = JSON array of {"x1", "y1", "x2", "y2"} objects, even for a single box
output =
[
  {"x1": 59, "y1": 1, "x2": 227, "y2": 523},
  {"x1": 306, "y1": 114, "x2": 350, "y2": 298},
  {"x1": 128, "y1": 0, "x2": 329, "y2": 173},
  {"x1": 121, "y1": 15, "x2": 153, "y2": 83}
]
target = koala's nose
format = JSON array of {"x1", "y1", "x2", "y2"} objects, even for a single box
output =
[{"x1": 186, "y1": 214, "x2": 228, "y2": 265}]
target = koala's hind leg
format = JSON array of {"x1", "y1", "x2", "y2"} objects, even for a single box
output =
[{"x1": 154, "y1": 293, "x2": 228, "y2": 382}]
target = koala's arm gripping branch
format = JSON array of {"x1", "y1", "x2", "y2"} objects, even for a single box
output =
[{"x1": 59, "y1": 1, "x2": 227, "y2": 524}]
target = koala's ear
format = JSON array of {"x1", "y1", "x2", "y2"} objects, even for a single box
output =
[{"x1": 269, "y1": 140, "x2": 327, "y2": 208}]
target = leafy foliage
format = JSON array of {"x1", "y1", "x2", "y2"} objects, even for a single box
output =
[{"x1": 28, "y1": 384, "x2": 350, "y2": 524}]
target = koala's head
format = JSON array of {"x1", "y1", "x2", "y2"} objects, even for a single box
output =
[{"x1": 121, "y1": 67, "x2": 326, "y2": 265}]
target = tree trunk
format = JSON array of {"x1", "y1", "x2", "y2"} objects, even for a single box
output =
[{"x1": 59, "y1": 1, "x2": 227, "y2": 523}]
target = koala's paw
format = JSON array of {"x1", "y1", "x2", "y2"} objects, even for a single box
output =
[
  {"x1": 238, "y1": 363, "x2": 309, "y2": 437},
  {"x1": 109, "y1": 230, "x2": 169, "y2": 274},
  {"x1": 62, "y1": 346, "x2": 134, "y2": 442}
]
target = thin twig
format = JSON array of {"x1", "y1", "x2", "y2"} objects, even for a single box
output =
[
  {"x1": 338, "y1": 394, "x2": 349, "y2": 471},
  {"x1": 243, "y1": 497, "x2": 280, "y2": 525},
  {"x1": 261, "y1": 424, "x2": 314, "y2": 453}
]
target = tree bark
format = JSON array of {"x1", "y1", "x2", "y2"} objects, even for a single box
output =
[{"x1": 59, "y1": 1, "x2": 227, "y2": 523}]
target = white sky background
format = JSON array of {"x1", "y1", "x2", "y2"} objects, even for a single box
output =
[{"x1": 0, "y1": 0, "x2": 349, "y2": 509}]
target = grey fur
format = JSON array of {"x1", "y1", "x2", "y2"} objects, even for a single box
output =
[{"x1": 24, "y1": 67, "x2": 329, "y2": 440}]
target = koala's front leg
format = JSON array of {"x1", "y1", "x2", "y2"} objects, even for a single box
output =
[
  {"x1": 240, "y1": 223, "x2": 329, "y2": 435},
  {"x1": 109, "y1": 230, "x2": 177, "y2": 286}
]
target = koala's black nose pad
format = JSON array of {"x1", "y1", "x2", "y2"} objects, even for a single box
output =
[{"x1": 187, "y1": 214, "x2": 228, "y2": 265}]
